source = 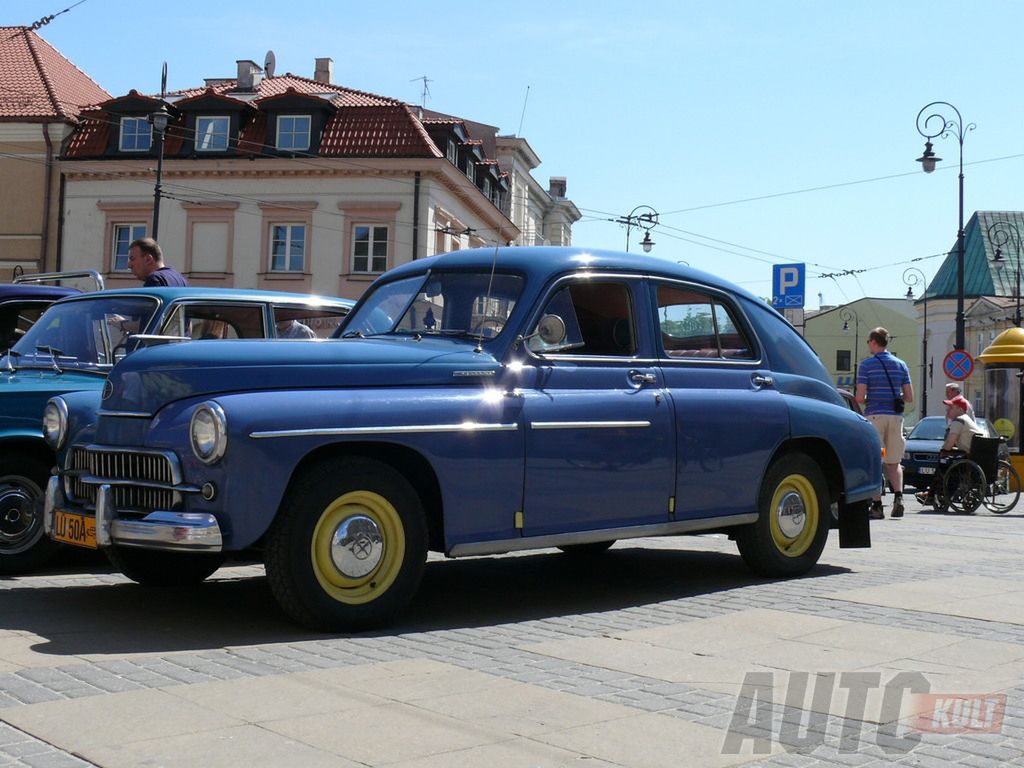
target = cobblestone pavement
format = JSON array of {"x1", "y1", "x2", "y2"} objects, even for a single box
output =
[{"x1": 1, "y1": 497, "x2": 1023, "y2": 767}]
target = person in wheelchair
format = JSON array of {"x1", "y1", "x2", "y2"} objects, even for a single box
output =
[{"x1": 916, "y1": 394, "x2": 986, "y2": 506}]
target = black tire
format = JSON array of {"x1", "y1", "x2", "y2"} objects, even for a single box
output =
[
  {"x1": 735, "y1": 453, "x2": 830, "y2": 577},
  {"x1": 943, "y1": 459, "x2": 984, "y2": 514},
  {"x1": 0, "y1": 455, "x2": 60, "y2": 574},
  {"x1": 105, "y1": 546, "x2": 225, "y2": 586},
  {"x1": 983, "y1": 460, "x2": 1020, "y2": 514},
  {"x1": 265, "y1": 457, "x2": 428, "y2": 632},
  {"x1": 557, "y1": 541, "x2": 615, "y2": 555}
]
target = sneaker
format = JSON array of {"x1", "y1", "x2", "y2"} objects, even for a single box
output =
[
  {"x1": 891, "y1": 498, "x2": 904, "y2": 518},
  {"x1": 869, "y1": 502, "x2": 885, "y2": 520},
  {"x1": 915, "y1": 491, "x2": 932, "y2": 505}
]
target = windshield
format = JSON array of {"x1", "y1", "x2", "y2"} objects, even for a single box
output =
[
  {"x1": 910, "y1": 416, "x2": 992, "y2": 441},
  {"x1": 340, "y1": 271, "x2": 525, "y2": 340},
  {"x1": 6, "y1": 296, "x2": 159, "y2": 371}
]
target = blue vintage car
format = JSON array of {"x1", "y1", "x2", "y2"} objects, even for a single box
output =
[
  {"x1": 0, "y1": 270, "x2": 105, "y2": 355},
  {"x1": 42, "y1": 248, "x2": 881, "y2": 630},
  {"x1": 0, "y1": 287, "x2": 353, "y2": 573}
]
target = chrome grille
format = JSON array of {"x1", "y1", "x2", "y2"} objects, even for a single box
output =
[{"x1": 65, "y1": 446, "x2": 176, "y2": 512}]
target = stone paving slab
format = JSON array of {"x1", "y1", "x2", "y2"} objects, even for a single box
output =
[{"x1": 1, "y1": 499, "x2": 1024, "y2": 766}]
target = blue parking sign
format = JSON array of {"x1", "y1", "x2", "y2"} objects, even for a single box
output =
[{"x1": 772, "y1": 263, "x2": 805, "y2": 308}]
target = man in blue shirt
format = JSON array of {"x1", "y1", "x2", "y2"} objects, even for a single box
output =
[
  {"x1": 127, "y1": 238, "x2": 188, "y2": 287},
  {"x1": 855, "y1": 327, "x2": 914, "y2": 519}
]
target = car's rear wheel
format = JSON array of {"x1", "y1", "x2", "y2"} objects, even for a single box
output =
[
  {"x1": 736, "y1": 453, "x2": 829, "y2": 577},
  {"x1": 0, "y1": 456, "x2": 59, "y2": 574},
  {"x1": 265, "y1": 457, "x2": 428, "y2": 631}
]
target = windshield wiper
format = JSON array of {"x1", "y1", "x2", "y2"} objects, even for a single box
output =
[{"x1": 35, "y1": 344, "x2": 64, "y2": 374}]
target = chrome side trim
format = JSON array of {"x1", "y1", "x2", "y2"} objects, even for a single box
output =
[
  {"x1": 448, "y1": 513, "x2": 758, "y2": 557},
  {"x1": 453, "y1": 370, "x2": 496, "y2": 377},
  {"x1": 530, "y1": 420, "x2": 650, "y2": 430},
  {"x1": 42, "y1": 476, "x2": 59, "y2": 536},
  {"x1": 250, "y1": 422, "x2": 519, "y2": 439},
  {"x1": 96, "y1": 410, "x2": 154, "y2": 418}
]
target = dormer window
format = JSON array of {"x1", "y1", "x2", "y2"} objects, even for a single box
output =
[
  {"x1": 119, "y1": 117, "x2": 152, "y2": 151},
  {"x1": 466, "y1": 161, "x2": 476, "y2": 184},
  {"x1": 446, "y1": 139, "x2": 458, "y2": 164},
  {"x1": 482, "y1": 177, "x2": 492, "y2": 200},
  {"x1": 196, "y1": 116, "x2": 230, "y2": 151},
  {"x1": 276, "y1": 115, "x2": 311, "y2": 151}
]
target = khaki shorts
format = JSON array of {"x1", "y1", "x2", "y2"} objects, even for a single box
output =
[{"x1": 868, "y1": 414, "x2": 906, "y2": 464}]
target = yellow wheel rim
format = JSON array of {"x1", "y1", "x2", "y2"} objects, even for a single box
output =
[
  {"x1": 310, "y1": 490, "x2": 405, "y2": 605},
  {"x1": 768, "y1": 473, "x2": 818, "y2": 558}
]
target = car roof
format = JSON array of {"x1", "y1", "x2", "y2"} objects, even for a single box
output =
[
  {"x1": 49, "y1": 286, "x2": 354, "y2": 308},
  {"x1": 0, "y1": 284, "x2": 80, "y2": 301},
  {"x1": 382, "y1": 246, "x2": 764, "y2": 305}
]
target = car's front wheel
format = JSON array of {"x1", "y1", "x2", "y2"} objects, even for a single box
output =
[
  {"x1": 736, "y1": 453, "x2": 830, "y2": 577},
  {"x1": 265, "y1": 457, "x2": 428, "y2": 631},
  {"x1": 0, "y1": 456, "x2": 59, "y2": 574}
]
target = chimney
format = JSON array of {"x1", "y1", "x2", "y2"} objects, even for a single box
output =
[
  {"x1": 314, "y1": 57, "x2": 334, "y2": 85},
  {"x1": 548, "y1": 177, "x2": 567, "y2": 199},
  {"x1": 236, "y1": 59, "x2": 263, "y2": 91}
]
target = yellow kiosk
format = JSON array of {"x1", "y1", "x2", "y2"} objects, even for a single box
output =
[{"x1": 978, "y1": 326, "x2": 1024, "y2": 480}]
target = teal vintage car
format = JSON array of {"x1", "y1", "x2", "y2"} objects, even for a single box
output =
[{"x1": 0, "y1": 286, "x2": 353, "y2": 573}]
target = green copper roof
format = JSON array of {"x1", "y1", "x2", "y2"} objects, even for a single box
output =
[{"x1": 926, "y1": 211, "x2": 1024, "y2": 301}]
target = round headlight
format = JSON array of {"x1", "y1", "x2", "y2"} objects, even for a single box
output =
[
  {"x1": 190, "y1": 401, "x2": 227, "y2": 464},
  {"x1": 42, "y1": 397, "x2": 68, "y2": 450}
]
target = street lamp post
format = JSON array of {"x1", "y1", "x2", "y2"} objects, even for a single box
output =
[
  {"x1": 149, "y1": 104, "x2": 171, "y2": 241},
  {"x1": 987, "y1": 219, "x2": 1022, "y2": 328},
  {"x1": 915, "y1": 101, "x2": 975, "y2": 350},
  {"x1": 614, "y1": 205, "x2": 659, "y2": 253},
  {"x1": 840, "y1": 306, "x2": 860, "y2": 383},
  {"x1": 903, "y1": 267, "x2": 929, "y2": 416}
]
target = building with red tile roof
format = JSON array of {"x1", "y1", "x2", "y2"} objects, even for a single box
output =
[
  {"x1": 58, "y1": 56, "x2": 578, "y2": 297},
  {"x1": 0, "y1": 26, "x2": 109, "y2": 275}
]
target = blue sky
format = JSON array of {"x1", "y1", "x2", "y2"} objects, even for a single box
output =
[{"x1": 13, "y1": 0, "x2": 1024, "y2": 309}]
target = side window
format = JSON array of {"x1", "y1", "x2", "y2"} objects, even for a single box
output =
[
  {"x1": 0, "y1": 303, "x2": 49, "y2": 351},
  {"x1": 273, "y1": 306, "x2": 349, "y2": 339},
  {"x1": 530, "y1": 281, "x2": 636, "y2": 356},
  {"x1": 657, "y1": 285, "x2": 753, "y2": 359},
  {"x1": 161, "y1": 304, "x2": 267, "y2": 340}
]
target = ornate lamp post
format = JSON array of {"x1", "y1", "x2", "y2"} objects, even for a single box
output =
[
  {"x1": 903, "y1": 267, "x2": 929, "y2": 416},
  {"x1": 615, "y1": 205, "x2": 659, "y2": 252},
  {"x1": 148, "y1": 103, "x2": 171, "y2": 240},
  {"x1": 987, "y1": 219, "x2": 1022, "y2": 328},
  {"x1": 915, "y1": 101, "x2": 975, "y2": 350},
  {"x1": 840, "y1": 306, "x2": 860, "y2": 382}
]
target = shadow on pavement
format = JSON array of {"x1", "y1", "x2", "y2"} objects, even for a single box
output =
[{"x1": 1, "y1": 546, "x2": 849, "y2": 658}]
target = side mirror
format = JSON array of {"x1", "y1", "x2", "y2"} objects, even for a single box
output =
[{"x1": 536, "y1": 314, "x2": 567, "y2": 345}]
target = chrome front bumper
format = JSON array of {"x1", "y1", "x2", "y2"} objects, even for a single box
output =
[{"x1": 44, "y1": 477, "x2": 223, "y2": 552}]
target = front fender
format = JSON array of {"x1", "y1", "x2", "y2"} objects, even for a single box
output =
[{"x1": 787, "y1": 395, "x2": 882, "y2": 502}]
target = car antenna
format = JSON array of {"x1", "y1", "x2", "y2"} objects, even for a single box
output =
[{"x1": 475, "y1": 237, "x2": 498, "y2": 354}]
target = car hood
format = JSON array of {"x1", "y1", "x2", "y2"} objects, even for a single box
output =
[
  {"x1": 904, "y1": 437, "x2": 942, "y2": 453},
  {"x1": 102, "y1": 338, "x2": 503, "y2": 413},
  {"x1": 0, "y1": 367, "x2": 107, "y2": 395}
]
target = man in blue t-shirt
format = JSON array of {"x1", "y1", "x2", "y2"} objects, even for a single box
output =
[
  {"x1": 127, "y1": 237, "x2": 188, "y2": 287},
  {"x1": 855, "y1": 327, "x2": 914, "y2": 520}
]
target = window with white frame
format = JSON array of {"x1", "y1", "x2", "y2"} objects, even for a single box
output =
[
  {"x1": 196, "y1": 116, "x2": 230, "y2": 151},
  {"x1": 119, "y1": 117, "x2": 151, "y2": 151},
  {"x1": 112, "y1": 223, "x2": 147, "y2": 271},
  {"x1": 276, "y1": 115, "x2": 311, "y2": 151},
  {"x1": 466, "y1": 161, "x2": 476, "y2": 184},
  {"x1": 482, "y1": 177, "x2": 492, "y2": 200},
  {"x1": 352, "y1": 225, "x2": 388, "y2": 274},
  {"x1": 270, "y1": 224, "x2": 306, "y2": 272},
  {"x1": 446, "y1": 139, "x2": 458, "y2": 164}
]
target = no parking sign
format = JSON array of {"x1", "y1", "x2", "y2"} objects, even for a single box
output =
[{"x1": 943, "y1": 349, "x2": 974, "y2": 382}]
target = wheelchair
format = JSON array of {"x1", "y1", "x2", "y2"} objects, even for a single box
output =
[{"x1": 933, "y1": 435, "x2": 1021, "y2": 514}]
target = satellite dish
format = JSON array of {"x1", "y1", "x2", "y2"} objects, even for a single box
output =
[{"x1": 264, "y1": 50, "x2": 276, "y2": 77}]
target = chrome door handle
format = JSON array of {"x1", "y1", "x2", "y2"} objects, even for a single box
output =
[
  {"x1": 629, "y1": 370, "x2": 658, "y2": 385},
  {"x1": 751, "y1": 374, "x2": 774, "y2": 389}
]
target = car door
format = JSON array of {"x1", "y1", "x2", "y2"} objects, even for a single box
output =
[
  {"x1": 653, "y1": 280, "x2": 788, "y2": 520},
  {"x1": 519, "y1": 276, "x2": 675, "y2": 537}
]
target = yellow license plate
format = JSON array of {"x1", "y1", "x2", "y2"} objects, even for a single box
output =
[{"x1": 52, "y1": 510, "x2": 97, "y2": 549}]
